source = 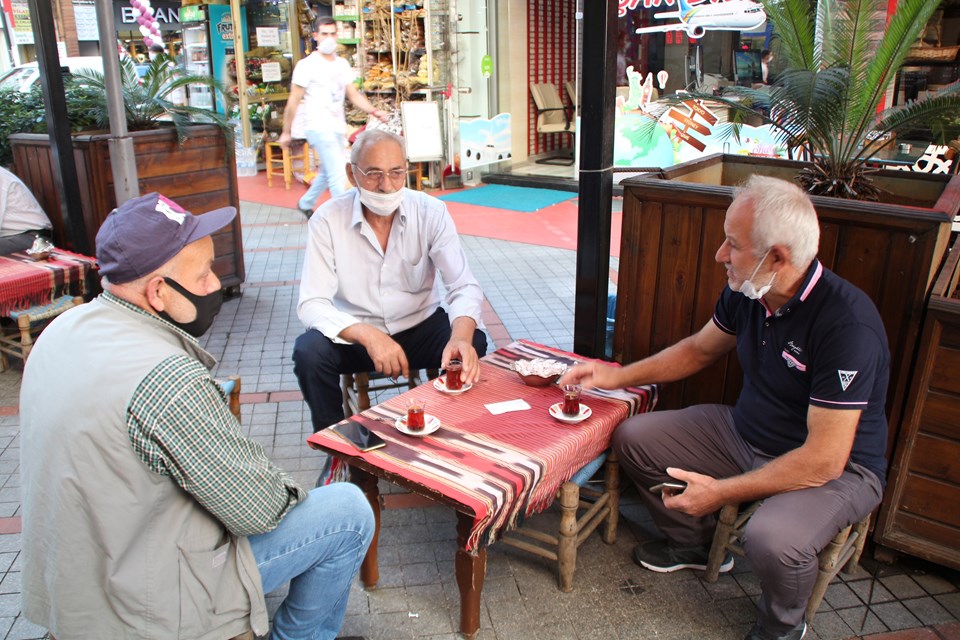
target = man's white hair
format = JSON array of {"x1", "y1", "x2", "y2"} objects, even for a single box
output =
[
  {"x1": 350, "y1": 129, "x2": 406, "y2": 165},
  {"x1": 734, "y1": 175, "x2": 820, "y2": 268}
]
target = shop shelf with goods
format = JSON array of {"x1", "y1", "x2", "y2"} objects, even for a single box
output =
[
  {"x1": 230, "y1": 0, "x2": 314, "y2": 153},
  {"x1": 334, "y1": 1, "x2": 362, "y2": 84},
  {"x1": 350, "y1": 1, "x2": 448, "y2": 127}
]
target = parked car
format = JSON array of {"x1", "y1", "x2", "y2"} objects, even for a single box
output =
[{"x1": 0, "y1": 57, "x2": 104, "y2": 92}]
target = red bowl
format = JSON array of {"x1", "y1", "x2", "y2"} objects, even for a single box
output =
[{"x1": 516, "y1": 371, "x2": 560, "y2": 387}]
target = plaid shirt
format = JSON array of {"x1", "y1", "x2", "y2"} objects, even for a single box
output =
[{"x1": 107, "y1": 293, "x2": 306, "y2": 536}]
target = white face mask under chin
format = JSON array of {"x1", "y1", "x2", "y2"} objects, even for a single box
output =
[
  {"x1": 358, "y1": 186, "x2": 405, "y2": 217},
  {"x1": 736, "y1": 250, "x2": 776, "y2": 300},
  {"x1": 317, "y1": 38, "x2": 337, "y2": 55}
]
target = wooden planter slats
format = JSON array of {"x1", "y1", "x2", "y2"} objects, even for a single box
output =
[
  {"x1": 9, "y1": 125, "x2": 245, "y2": 290},
  {"x1": 878, "y1": 235, "x2": 960, "y2": 570}
]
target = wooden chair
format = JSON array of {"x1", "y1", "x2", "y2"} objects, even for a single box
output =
[
  {"x1": 341, "y1": 368, "x2": 439, "y2": 417},
  {"x1": 0, "y1": 295, "x2": 83, "y2": 371},
  {"x1": 530, "y1": 82, "x2": 576, "y2": 166},
  {"x1": 265, "y1": 139, "x2": 316, "y2": 190},
  {"x1": 500, "y1": 449, "x2": 620, "y2": 592},
  {"x1": 564, "y1": 80, "x2": 578, "y2": 112},
  {"x1": 704, "y1": 501, "x2": 871, "y2": 618}
]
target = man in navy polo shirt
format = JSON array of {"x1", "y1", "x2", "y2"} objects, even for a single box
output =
[{"x1": 560, "y1": 175, "x2": 888, "y2": 640}]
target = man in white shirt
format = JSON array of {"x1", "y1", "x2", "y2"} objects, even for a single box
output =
[
  {"x1": 280, "y1": 16, "x2": 387, "y2": 218},
  {"x1": 293, "y1": 129, "x2": 487, "y2": 432},
  {"x1": 0, "y1": 167, "x2": 52, "y2": 255}
]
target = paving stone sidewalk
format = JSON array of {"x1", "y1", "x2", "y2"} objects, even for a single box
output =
[{"x1": 0, "y1": 200, "x2": 956, "y2": 640}]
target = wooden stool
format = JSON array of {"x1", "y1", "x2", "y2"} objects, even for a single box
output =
[
  {"x1": 407, "y1": 162, "x2": 423, "y2": 191},
  {"x1": 704, "y1": 500, "x2": 871, "y2": 618},
  {"x1": 0, "y1": 295, "x2": 83, "y2": 371},
  {"x1": 265, "y1": 140, "x2": 314, "y2": 190},
  {"x1": 341, "y1": 368, "x2": 439, "y2": 417},
  {"x1": 501, "y1": 449, "x2": 620, "y2": 592}
]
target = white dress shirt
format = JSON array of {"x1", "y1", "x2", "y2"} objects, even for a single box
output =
[
  {"x1": 297, "y1": 188, "x2": 484, "y2": 343},
  {"x1": 0, "y1": 167, "x2": 52, "y2": 237}
]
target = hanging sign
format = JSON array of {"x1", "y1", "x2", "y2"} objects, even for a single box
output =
[
  {"x1": 481, "y1": 55, "x2": 493, "y2": 79},
  {"x1": 261, "y1": 61, "x2": 282, "y2": 83},
  {"x1": 256, "y1": 27, "x2": 280, "y2": 47}
]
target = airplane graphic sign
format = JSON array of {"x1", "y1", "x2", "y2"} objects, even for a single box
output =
[{"x1": 634, "y1": 0, "x2": 766, "y2": 39}]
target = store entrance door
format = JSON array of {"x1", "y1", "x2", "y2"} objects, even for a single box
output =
[{"x1": 451, "y1": 0, "x2": 493, "y2": 183}]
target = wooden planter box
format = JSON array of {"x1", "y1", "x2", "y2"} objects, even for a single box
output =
[
  {"x1": 877, "y1": 235, "x2": 960, "y2": 570},
  {"x1": 617, "y1": 154, "x2": 959, "y2": 558},
  {"x1": 9, "y1": 125, "x2": 245, "y2": 290}
]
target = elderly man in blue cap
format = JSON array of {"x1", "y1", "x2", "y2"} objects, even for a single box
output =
[{"x1": 19, "y1": 193, "x2": 373, "y2": 640}]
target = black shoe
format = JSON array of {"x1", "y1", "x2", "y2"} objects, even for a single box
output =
[
  {"x1": 632, "y1": 539, "x2": 733, "y2": 573},
  {"x1": 744, "y1": 621, "x2": 806, "y2": 640}
]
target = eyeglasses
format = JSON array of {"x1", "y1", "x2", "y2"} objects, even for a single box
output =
[{"x1": 352, "y1": 164, "x2": 408, "y2": 183}]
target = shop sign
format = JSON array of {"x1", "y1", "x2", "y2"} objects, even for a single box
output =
[
  {"x1": 73, "y1": 4, "x2": 100, "y2": 41},
  {"x1": 9, "y1": 0, "x2": 33, "y2": 45},
  {"x1": 214, "y1": 12, "x2": 235, "y2": 42},
  {"x1": 115, "y1": 0, "x2": 181, "y2": 32}
]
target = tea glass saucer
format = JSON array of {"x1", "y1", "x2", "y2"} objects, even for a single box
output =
[
  {"x1": 394, "y1": 414, "x2": 441, "y2": 436},
  {"x1": 433, "y1": 377, "x2": 473, "y2": 395},
  {"x1": 548, "y1": 403, "x2": 592, "y2": 424}
]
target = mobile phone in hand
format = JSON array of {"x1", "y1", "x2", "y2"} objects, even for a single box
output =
[
  {"x1": 331, "y1": 422, "x2": 387, "y2": 452},
  {"x1": 648, "y1": 481, "x2": 687, "y2": 494}
]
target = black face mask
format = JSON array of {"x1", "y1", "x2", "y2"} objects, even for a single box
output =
[{"x1": 157, "y1": 277, "x2": 222, "y2": 338}]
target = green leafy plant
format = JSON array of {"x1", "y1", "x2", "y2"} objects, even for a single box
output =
[
  {"x1": 671, "y1": 0, "x2": 960, "y2": 200},
  {"x1": 68, "y1": 54, "x2": 232, "y2": 143},
  {"x1": 0, "y1": 86, "x2": 100, "y2": 168}
]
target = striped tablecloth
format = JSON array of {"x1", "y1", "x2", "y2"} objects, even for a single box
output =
[
  {"x1": 0, "y1": 250, "x2": 97, "y2": 316},
  {"x1": 308, "y1": 339, "x2": 658, "y2": 552}
]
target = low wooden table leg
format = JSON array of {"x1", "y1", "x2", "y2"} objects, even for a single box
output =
[
  {"x1": 351, "y1": 467, "x2": 381, "y2": 589},
  {"x1": 455, "y1": 511, "x2": 486, "y2": 639}
]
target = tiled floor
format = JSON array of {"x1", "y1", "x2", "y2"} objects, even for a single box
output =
[{"x1": 0, "y1": 197, "x2": 957, "y2": 640}]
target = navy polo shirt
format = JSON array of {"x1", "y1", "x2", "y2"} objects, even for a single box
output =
[{"x1": 712, "y1": 259, "x2": 890, "y2": 484}]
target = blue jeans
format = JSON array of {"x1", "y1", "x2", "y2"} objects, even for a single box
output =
[
  {"x1": 248, "y1": 483, "x2": 374, "y2": 640},
  {"x1": 299, "y1": 129, "x2": 349, "y2": 212}
]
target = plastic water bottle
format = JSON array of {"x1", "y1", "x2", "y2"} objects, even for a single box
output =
[
  {"x1": 231, "y1": 120, "x2": 258, "y2": 177},
  {"x1": 236, "y1": 147, "x2": 257, "y2": 177}
]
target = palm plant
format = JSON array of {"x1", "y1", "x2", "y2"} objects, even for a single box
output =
[
  {"x1": 679, "y1": 0, "x2": 960, "y2": 200},
  {"x1": 68, "y1": 54, "x2": 232, "y2": 143}
]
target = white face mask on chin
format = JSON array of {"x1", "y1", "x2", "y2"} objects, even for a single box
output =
[
  {"x1": 317, "y1": 38, "x2": 337, "y2": 55},
  {"x1": 736, "y1": 249, "x2": 776, "y2": 300},
  {"x1": 358, "y1": 186, "x2": 405, "y2": 217}
]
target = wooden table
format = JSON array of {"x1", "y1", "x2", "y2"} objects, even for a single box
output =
[
  {"x1": 307, "y1": 340, "x2": 657, "y2": 638},
  {"x1": 0, "y1": 249, "x2": 96, "y2": 316}
]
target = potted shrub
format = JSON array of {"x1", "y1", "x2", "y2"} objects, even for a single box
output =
[
  {"x1": 615, "y1": 0, "x2": 960, "y2": 565},
  {"x1": 7, "y1": 55, "x2": 245, "y2": 290}
]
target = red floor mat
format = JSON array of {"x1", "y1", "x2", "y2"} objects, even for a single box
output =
[{"x1": 237, "y1": 173, "x2": 621, "y2": 257}]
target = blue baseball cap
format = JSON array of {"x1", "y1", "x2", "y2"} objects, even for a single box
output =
[{"x1": 96, "y1": 192, "x2": 236, "y2": 284}]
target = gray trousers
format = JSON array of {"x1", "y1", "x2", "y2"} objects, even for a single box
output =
[{"x1": 613, "y1": 404, "x2": 883, "y2": 634}]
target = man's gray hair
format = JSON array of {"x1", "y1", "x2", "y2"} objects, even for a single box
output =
[
  {"x1": 734, "y1": 175, "x2": 820, "y2": 268},
  {"x1": 350, "y1": 129, "x2": 406, "y2": 165}
]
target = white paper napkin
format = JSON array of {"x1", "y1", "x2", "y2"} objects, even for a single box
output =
[{"x1": 484, "y1": 399, "x2": 531, "y2": 415}]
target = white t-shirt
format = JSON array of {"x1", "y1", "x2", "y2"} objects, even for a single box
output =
[
  {"x1": 0, "y1": 168, "x2": 52, "y2": 237},
  {"x1": 291, "y1": 53, "x2": 357, "y2": 136}
]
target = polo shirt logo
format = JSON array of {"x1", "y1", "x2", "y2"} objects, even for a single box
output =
[
  {"x1": 781, "y1": 350, "x2": 807, "y2": 372},
  {"x1": 838, "y1": 370, "x2": 858, "y2": 391}
]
